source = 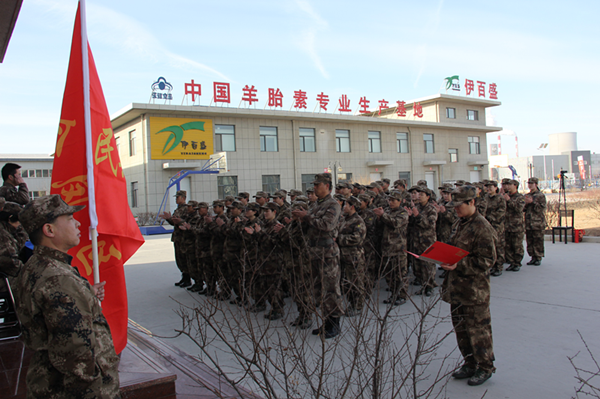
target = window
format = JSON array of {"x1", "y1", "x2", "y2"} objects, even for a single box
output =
[
  {"x1": 260, "y1": 126, "x2": 278, "y2": 152},
  {"x1": 398, "y1": 172, "x2": 411, "y2": 189},
  {"x1": 22, "y1": 169, "x2": 52, "y2": 178},
  {"x1": 368, "y1": 131, "x2": 381, "y2": 153},
  {"x1": 42, "y1": 170, "x2": 49, "y2": 178},
  {"x1": 302, "y1": 174, "x2": 315, "y2": 193},
  {"x1": 129, "y1": 130, "x2": 136, "y2": 156},
  {"x1": 217, "y1": 176, "x2": 238, "y2": 199},
  {"x1": 28, "y1": 191, "x2": 47, "y2": 200},
  {"x1": 299, "y1": 128, "x2": 316, "y2": 152},
  {"x1": 423, "y1": 134, "x2": 434, "y2": 153},
  {"x1": 131, "y1": 182, "x2": 138, "y2": 208},
  {"x1": 336, "y1": 129, "x2": 351, "y2": 152},
  {"x1": 338, "y1": 173, "x2": 353, "y2": 184},
  {"x1": 262, "y1": 175, "x2": 280, "y2": 194},
  {"x1": 467, "y1": 110, "x2": 479, "y2": 121},
  {"x1": 215, "y1": 125, "x2": 236, "y2": 152},
  {"x1": 446, "y1": 107, "x2": 456, "y2": 119},
  {"x1": 468, "y1": 136, "x2": 480, "y2": 154},
  {"x1": 397, "y1": 133, "x2": 409, "y2": 153},
  {"x1": 449, "y1": 148, "x2": 458, "y2": 163}
]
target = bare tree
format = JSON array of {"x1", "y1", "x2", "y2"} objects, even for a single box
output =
[{"x1": 570, "y1": 331, "x2": 600, "y2": 398}]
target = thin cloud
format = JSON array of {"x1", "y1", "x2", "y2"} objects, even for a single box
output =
[{"x1": 295, "y1": 0, "x2": 329, "y2": 78}]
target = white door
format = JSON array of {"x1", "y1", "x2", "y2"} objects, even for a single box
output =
[
  {"x1": 425, "y1": 171, "x2": 435, "y2": 190},
  {"x1": 469, "y1": 170, "x2": 480, "y2": 183},
  {"x1": 370, "y1": 172, "x2": 381, "y2": 182},
  {"x1": 169, "y1": 177, "x2": 191, "y2": 213}
]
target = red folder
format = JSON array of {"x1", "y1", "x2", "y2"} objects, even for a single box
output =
[{"x1": 406, "y1": 241, "x2": 469, "y2": 265}]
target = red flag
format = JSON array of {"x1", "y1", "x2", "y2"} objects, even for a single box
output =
[{"x1": 50, "y1": 1, "x2": 144, "y2": 354}]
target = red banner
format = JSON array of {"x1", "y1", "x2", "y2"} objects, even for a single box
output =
[{"x1": 50, "y1": 3, "x2": 144, "y2": 354}]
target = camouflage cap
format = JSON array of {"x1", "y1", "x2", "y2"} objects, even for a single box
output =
[
  {"x1": 501, "y1": 178, "x2": 511, "y2": 185},
  {"x1": 295, "y1": 195, "x2": 309, "y2": 203},
  {"x1": 447, "y1": 186, "x2": 477, "y2": 207},
  {"x1": 224, "y1": 195, "x2": 235, "y2": 202},
  {"x1": 485, "y1": 180, "x2": 498, "y2": 187},
  {"x1": 358, "y1": 193, "x2": 372, "y2": 203},
  {"x1": 289, "y1": 189, "x2": 303, "y2": 197},
  {"x1": 454, "y1": 180, "x2": 466, "y2": 187},
  {"x1": 473, "y1": 182, "x2": 484, "y2": 189},
  {"x1": 393, "y1": 179, "x2": 406, "y2": 188},
  {"x1": 352, "y1": 182, "x2": 362, "y2": 188},
  {"x1": 306, "y1": 187, "x2": 315, "y2": 194},
  {"x1": 311, "y1": 173, "x2": 332, "y2": 185},
  {"x1": 253, "y1": 191, "x2": 269, "y2": 199},
  {"x1": 408, "y1": 185, "x2": 426, "y2": 193},
  {"x1": 333, "y1": 194, "x2": 346, "y2": 202},
  {"x1": 417, "y1": 180, "x2": 428, "y2": 187},
  {"x1": 438, "y1": 183, "x2": 454, "y2": 193},
  {"x1": 337, "y1": 182, "x2": 352, "y2": 190},
  {"x1": 236, "y1": 192, "x2": 250, "y2": 200},
  {"x1": 388, "y1": 190, "x2": 404, "y2": 200},
  {"x1": 291, "y1": 200, "x2": 308, "y2": 210},
  {"x1": 509, "y1": 179, "x2": 520, "y2": 187},
  {"x1": 227, "y1": 200, "x2": 244, "y2": 210},
  {"x1": 0, "y1": 201, "x2": 23, "y2": 221},
  {"x1": 382, "y1": 178, "x2": 391, "y2": 185},
  {"x1": 365, "y1": 190, "x2": 377, "y2": 198},
  {"x1": 482, "y1": 179, "x2": 491, "y2": 185},
  {"x1": 528, "y1": 177, "x2": 539, "y2": 184},
  {"x1": 261, "y1": 202, "x2": 280, "y2": 212},
  {"x1": 245, "y1": 202, "x2": 261, "y2": 212},
  {"x1": 346, "y1": 196, "x2": 361, "y2": 208},
  {"x1": 187, "y1": 200, "x2": 199, "y2": 208},
  {"x1": 19, "y1": 194, "x2": 85, "y2": 235},
  {"x1": 195, "y1": 202, "x2": 209, "y2": 209},
  {"x1": 270, "y1": 191, "x2": 286, "y2": 199},
  {"x1": 212, "y1": 199, "x2": 225, "y2": 207},
  {"x1": 367, "y1": 182, "x2": 382, "y2": 190},
  {"x1": 174, "y1": 190, "x2": 187, "y2": 197}
]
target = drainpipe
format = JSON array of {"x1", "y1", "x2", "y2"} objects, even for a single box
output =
[{"x1": 141, "y1": 114, "x2": 150, "y2": 213}]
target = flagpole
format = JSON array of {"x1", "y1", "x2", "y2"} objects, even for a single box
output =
[{"x1": 80, "y1": 0, "x2": 100, "y2": 284}]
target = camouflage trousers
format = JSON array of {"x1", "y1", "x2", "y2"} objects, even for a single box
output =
[
  {"x1": 290, "y1": 251, "x2": 314, "y2": 319},
  {"x1": 252, "y1": 273, "x2": 284, "y2": 313},
  {"x1": 450, "y1": 303, "x2": 495, "y2": 372},
  {"x1": 174, "y1": 243, "x2": 188, "y2": 275},
  {"x1": 414, "y1": 258, "x2": 437, "y2": 289},
  {"x1": 207, "y1": 256, "x2": 224, "y2": 295},
  {"x1": 505, "y1": 231, "x2": 525, "y2": 266},
  {"x1": 185, "y1": 251, "x2": 200, "y2": 282},
  {"x1": 364, "y1": 247, "x2": 382, "y2": 291},
  {"x1": 198, "y1": 257, "x2": 213, "y2": 293},
  {"x1": 492, "y1": 225, "x2": 505, "y2": 271},
  {"x1": 340, "y1": 251, "x2": 366, "y2": 311},
  {"x1": 222, "y1": 252, "x2": 244, "y2": 298},
  {"x1": 311, "y1": 256, "x2": 344, "y2": 318},
  {"x1": 379, "y1": 254, "x2": 408, "y2": 300},
  {"x1": 526, "y1": 230, "x2": 545, "y2": 259}
]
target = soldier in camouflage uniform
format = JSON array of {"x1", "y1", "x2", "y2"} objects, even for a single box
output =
[
  {"x1": 190, "y1": 202, "x2": 211, "y2": 295},
  {"x1": 337, "y1": 196, "x2": 367, "y2": 315},
  {"x1": 206, "y1": 200, "x2": 229, "y2": 299},
  {"x1": 485, "y1": 181, "x2": 507, "y2": 276},
  {"x1": 407, "y1": 186, "x2": 438, "y2": 295},
  {"x1": 474, "y1": 182, "x2": 488, "y2": 216},
  {"x1": 0, "y1": 163, "x2": 29, "y2": 205},
  {"x1": 0, "y1": 202, "x2": 29, "y2": 284},
  {"x1": 358, "y1": 193, "x2": 381, "y2": 291},
  {"x1": 16, "y1": 195, "x2": 120, "y2": 398},
  {"x1": 159, "y1": 190, "x2": 191, "y2": 287},
  {"x1": 441, "y1": 186, "x2": 497, "y2": 386},
  {"x1": 222, "y1": 201, "x2": 247, "y2": 304},
  {"x1": 393, "y1": 179, "x2": 412, "y2": 207},
  {"x1": 435, "y1": 184, "x2": 457, "y2": 244},
  {"x1": 292, "y1": 173, "x2": 343, "y2": 339},
  {"x1": 367, "y1": 182, "x2": 388, "y2": 209},
  {"x1": 373, "y1": 190, "x2": 409, "y2": 306},
  {"x1": 306, "y1": 187, "x2": 317, "y2": 209},
  {"x1": 180, "y1": 200, "x2": 201, "y2": 291},
  {"x1": 503, "y1": 180, "x2": 526, "y2": 271},
  {"x1": 524, "y1": 177, "x2": 547, "y2": 266},
  {"x1": 240, "y1": 203, "x2": 263, "y2": 308}
]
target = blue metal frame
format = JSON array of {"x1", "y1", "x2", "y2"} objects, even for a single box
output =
[{"x1": 154, "y1": 156, "x2": 222, "y2": 224}]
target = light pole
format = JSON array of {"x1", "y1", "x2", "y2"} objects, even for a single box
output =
[{"x1": 538, "y1": 143, "x2": 548, "y2": 190}]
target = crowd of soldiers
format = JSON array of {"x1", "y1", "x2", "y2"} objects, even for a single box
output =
[{"x1": 159, "y1": 173, "x2": 547, "y2": 340}]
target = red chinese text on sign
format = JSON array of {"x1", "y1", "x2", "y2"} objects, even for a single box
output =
[
  {"x1": 477, "y1": 81, "x2": 486, "y2": 98},
  {"x1": 339, "y1": 94, "x2": 351, "y2": 113},
  {"x1": 184, "y1": 80, "x2": 201, "y2": 102},
  {"x1": 213, "y1": 82, "x2": 230, "y2": 103},
  {"x1": 396, "y1": 100, "x2": 407, "y2": 117},
  {"x1": 293, "y1": 90, "x2": 308, "y2": 109},
  {"x1": 268, "y1": 88, "x2": 283, "y2": 108},
  {"x1": 378, "y1": 99, "x2": 389, "y2": 115},
  {"x1": 465, "y1": 79, "x2": 474, "y2": 96},
  {"x1": 316, "y1": 92, "x2": 329, "y2": 111},
  {"x1": 489, "y1": 83, "x2": 498, "y2": 99},
  {"x1": 242, "y1": 85, "x2": 258, "y2": 105},
  {"x1": 413, "y1": 102, "x2": 423, "y2": 118},
  {"x1": 358, "y1": 96, "x2": 370, "y2": 114}
]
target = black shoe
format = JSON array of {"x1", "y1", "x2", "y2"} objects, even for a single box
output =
[
  {"x1": 312, "y1": 325, "x2": 325, "y2": 335},
  {"x1": 532, "y1": 259, "x2": 542, "y2": 266},
  {"x1": 323, "y1": 317, "x2": 341, "y2": 339},
  {"x1": 179, "y1": 279, "x2": 192, "y2": 288},
  {"x1": 512, "y1": 264, "x2": 521, "y2": 272},
  {"x1": 526, "y1": 258, "x2": 536, "y2": 265},
  {"x1": 291, "y1": 317, "x2": 312, "y2": 329},
  {"x1": 452, "y1": 364, "x2": 476, "y2": 380},
  {"x1": 197, "y1": 287, "x2": 207, "y2": 295},
  {"x1": 490, "y1": 269, "x2": 503, "y2": 277},
  {"x1": 415, "y1": 288, "x2": 424, "y2": 296},
  {"x1": 187, "y1": 283, "x2": 202, "y2": 292},
  {"x1": 439, "y1": 270, "x2": 447, "y2": 279},
  {"x1": 412, "y1": 278, "x2": 422, "y2": 286},
  {"x1": 467, "y1": 368, "x2": 493, "y2": 386},
  {"x1": 174, "y1": 275, "x2": 186, "y2": 286},
  {"x1": 248, "y1": 303, "x2": 266, "y2": 313},
  {"x1": 391, "y1": 298, "x2": 406, "y2": 307},
  {"x1": 264, "y1": 310, "x2": 283, "y2": 321},
  {"x1": 425, "y1": 287, "x2": 433, "y2": 297}
]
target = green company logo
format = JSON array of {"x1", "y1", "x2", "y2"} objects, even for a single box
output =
[
  {"x1": 444, "y1": 75, "x2": 460, "y2": 91},
  {"x1": 156, "y1": 121, "x2": 205, "y2": 155}
]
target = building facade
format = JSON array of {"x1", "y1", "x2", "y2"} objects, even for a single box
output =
[
  {"x1": 0, "y1": 154, "x2": 54, "y2": 200},
  {"x1": 110, "y1": 93, "x2": 501, "y2": 214}
]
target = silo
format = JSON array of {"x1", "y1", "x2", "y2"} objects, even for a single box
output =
[{"x1": 548, "y1": 132, "x2": 577, "y2": 155}]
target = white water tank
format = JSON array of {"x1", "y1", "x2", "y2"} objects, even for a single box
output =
[{"x1": 548, "y1": 132, "x2": 577, "y2": 155}]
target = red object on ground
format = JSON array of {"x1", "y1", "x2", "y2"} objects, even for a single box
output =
[{"x1": 574, "y1": 229, "x2": 585, "y2": 243}]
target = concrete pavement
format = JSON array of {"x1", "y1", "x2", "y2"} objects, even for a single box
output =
[{"x1": 123, "y1": 234, "x2": 600, "y2": 398}]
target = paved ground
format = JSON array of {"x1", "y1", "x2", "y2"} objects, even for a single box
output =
[{"x1": 124, "y1": 234, "x2": 600, "y2": 398}]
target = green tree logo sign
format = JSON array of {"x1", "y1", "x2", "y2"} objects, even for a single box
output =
[{"x1": 156, "y1": 121, "x2": 205, "y2": 155}]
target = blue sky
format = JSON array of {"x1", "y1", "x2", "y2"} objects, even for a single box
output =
[{"x1": 1, "y1": 0, "x2": 599, "y2": 157}]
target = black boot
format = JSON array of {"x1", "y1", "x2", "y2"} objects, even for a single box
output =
[
  {"x1": 323, "y1": 317, "x2": 341, "y2": 339},
  {"x1": 179, "y1": 274, "x2": 192, "y2": 288},
  {"x1": 174, "y1": 274, "x2": 186, "y2": 286}
]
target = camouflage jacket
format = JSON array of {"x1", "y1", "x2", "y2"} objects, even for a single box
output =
[
  {"x1": 0, "y1": 182, "x2": 29, "y2": 205},
  {"x1": 505, "y1": 192, "x2": 525, "y2": 233},
  {"x1": 475, "y1": 195, "x2": 488, "y2": 216},
  {"x1": 442, "y1": 211, "x2": 497, "y2": 306},
  {"x1": 255, "y1": 218, "x2": 284, "y2": 275},
  {"x1": 373, "y1": 194, "x2": 388, "y2": 209},
  {"x1": 208, "y1": 213, "x2": 229, "y2": 257},
  {"x1": 485, "y1": 194, "x2": 506, "y2": 231},
  {"x1": 359, "y1": 208, "x2": 381, "y2": 255},
  {"x1": 242, "y1": 217, "x2": 263, "y2": 267},
  {"x1": 436, "y1": 200, "x2": 457, "y2": 244},
  {"x1": 15, "y1": 246, "x2": 120, "y2": 399},
  {"x1": 179, "y1": 210, "x2": 198, "y2": 253},
  {"x1": 337, "y1": 212, "x2": 366, "y2": 258},
  {"x1": 410, "y1": 202, "x2": 438, "y2": 252},
  {"x1": 167, "y1": 204, "x2": 187, "y2": 243},
  {"x1": 379, "y1": 206, "x2": 409, "y2": 257},
  {"x1": 302, "y1": 195, "x2": 341, "y2": 260},
  {"x1": 524, "y1": 189, "x2": 547, "y2": 230},
  {"x1": 223, "y1": 215, "x2": 247, "y2": 262},
  {"x1": 0, "y1": 221, "x2": 28, "y2": 277},
  {"x1": 191, "y1": 214, "x2": 212, "y2": 259}
]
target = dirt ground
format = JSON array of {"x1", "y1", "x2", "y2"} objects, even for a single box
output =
[{"x1": 544, "y1": 188, "x2": 600, "y2": 236}]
